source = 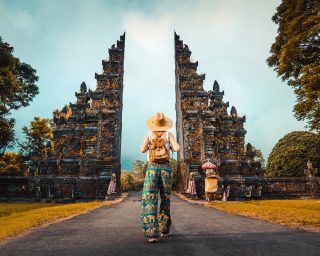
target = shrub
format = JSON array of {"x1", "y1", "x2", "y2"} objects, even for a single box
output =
[
  {"x1": 0, "y1": 152, "x2": 28, "y2": 176},
  {"x1": 266, "y1": 131, "x2": 320, "y2": 177}
]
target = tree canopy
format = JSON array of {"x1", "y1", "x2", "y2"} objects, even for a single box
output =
[
  {"x1": 245, "y1": 143, "x2": 265, "y2": 167},
  {"x1": 267, "y1": 0, "x2": 320, "y2": 131},
  {"x1": 0, "y1": 117, "x2": 15, "y2": 156},
  {"x1": 266, "y1": 131, "x2": 320, "y2": 177},
  {"x1": 19, "y1": 117, "x2": 52, "y2": 166},
  {"x1": 132, "y1": 160, "x2": 147, "y2": 178},
  {"x1": 0, "y1": 37, "x2": 39, "y2": 155},
  {"x1": 0, "y1": 152, "x2": 28, "y2": 176}
]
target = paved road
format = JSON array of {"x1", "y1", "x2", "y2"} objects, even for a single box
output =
[{"x1": 1, "y1": 192, "x2": 320, "y2": 256}]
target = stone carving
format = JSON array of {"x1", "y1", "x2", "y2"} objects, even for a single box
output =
[
  {"x1": 305, "y1": 160, "x2": 315, "y2": 178},
  {"x1": 304, "y1": 160, "x2": 319, "y2": 198},
  {"x1": 245, "y1": 185, "x2": 253, "y2": 198},
  {"x1": 222, "y1": 185, "x2": 230, "y2": 202},
  {"x1": 253, "y1": 185, "x2": 262, "y2": 198}
]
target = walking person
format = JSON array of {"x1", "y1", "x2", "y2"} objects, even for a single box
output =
[{"x1": 140, "y1": 112, "x2": 180, "y2": 243}]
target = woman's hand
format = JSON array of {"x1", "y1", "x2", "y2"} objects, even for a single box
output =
[
  {"x1": 168, "y1": 132, "x2": 180, "y2": 152},
  {"x1": 140, "y1": 134, "x2": 149, "y2": 153}
]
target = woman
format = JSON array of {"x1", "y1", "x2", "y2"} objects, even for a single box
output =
[{"x1": 140, "y1": 112, "x2": 180, "y2": 243}]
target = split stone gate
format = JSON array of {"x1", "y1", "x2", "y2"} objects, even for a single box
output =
[{"x1": 0, "y1": 33, "x2": 319, "y2": 200}]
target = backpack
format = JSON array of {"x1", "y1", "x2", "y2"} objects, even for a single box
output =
[{"x1": 148, "y1": 131, "x2": 170, "y2": 163}]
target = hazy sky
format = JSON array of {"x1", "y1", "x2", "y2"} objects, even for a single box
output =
[{"x1": 0, "y1": 0, "x2": 307, "y2": 170}]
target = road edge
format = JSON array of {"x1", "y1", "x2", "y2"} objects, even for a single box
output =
[{"x1": 0, "y1": 193, "x2": 129, "y2": 245}]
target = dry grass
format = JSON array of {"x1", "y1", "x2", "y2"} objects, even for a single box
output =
[
  {"x1": 0, "y1": 198, "x2": 125, "y2": 242},
  {"x1": 208, "y1": 199, "x2": 320, "y2": 232},
  {"x1": 0, "y1": 203, "x2": 54, "y2": 218}
]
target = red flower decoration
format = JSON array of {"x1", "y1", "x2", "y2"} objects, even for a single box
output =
[{"x1": 202, "y1": 161, "x2": 217, "y2": 170}]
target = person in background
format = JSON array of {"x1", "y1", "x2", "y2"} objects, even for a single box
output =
[
  {"x1": 186, "y1": 172, "x2": 197, "y2": 196},
  {"x1": 107, "y1": 173, "x2": 117, "y2": 195}
]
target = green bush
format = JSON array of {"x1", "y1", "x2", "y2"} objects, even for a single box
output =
[{"x1": 266, "y1": 131, "x2": 320, "y2": 177}]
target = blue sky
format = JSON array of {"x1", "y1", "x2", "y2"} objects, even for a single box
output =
[{"x1": 0, "y1": 0, "x2": 307, "y2": 170}]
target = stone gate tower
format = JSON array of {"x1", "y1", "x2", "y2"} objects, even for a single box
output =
[
  {"x1": 174, "y1": 32, "x2": 259, "y2": 194},
  {"x1": 39, "y1": 33, "x2": 125, "y2": 199}
]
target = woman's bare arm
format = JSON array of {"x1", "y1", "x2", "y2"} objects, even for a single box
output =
[
  {"x1": 168, "y1": 132, "x2": 180, "y2": 152},
  {"x1": 140, "y1": 134, "x2": 149, "y2": 153}
]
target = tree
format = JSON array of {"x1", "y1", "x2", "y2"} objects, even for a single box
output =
[
  {"x1": 267, "y1": 0, "x2": 320, "y2": 131},
  {"x1": 19, "y1": 117, "x2": 52, "y2": 167},
  {"x1": 120, "y1": 172, "x2": 135, "y2": 192},
  {"x1": 253, "y1": 148, "x2": 265, "y2": 166},
  {"x1": 245, "y1": 144, "x2": 266, "y2": 167},
  {"x1": 0, "y1": 37, "x2": 39, "y2": 155},
  {"x1": 266, "y1": 131, "x2": 320, "y2": 177},
  {"x1": 132, "y1": 160, "x2": 147, "y2": 178},
  {"x1": 0, "y1": 152, "x2": 28, "y2": 176},
  {"x1": 170, "y1": 158, "x2": 178, "y2": 189},
  {"x1": 0, "y1": 117, "x2": 15, "y2": 156}
]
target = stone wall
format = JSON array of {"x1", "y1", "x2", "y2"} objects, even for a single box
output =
[
  {"x1": 1, "y1": 175, "x2": 318, "y2": 201},
  {"x1": 193, "y1": 175, "x2": 320, "y2": 200},
  {"x1": 0, "y1": 176, "x2": 109, "y2": 201}
]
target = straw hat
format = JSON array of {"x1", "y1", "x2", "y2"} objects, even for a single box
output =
[{"x1": 146, "y1": 112, "x2": 173, "y2": 131}]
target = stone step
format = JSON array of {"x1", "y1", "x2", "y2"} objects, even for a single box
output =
[
  {"x1": 189, "y1": 164, "x2": 201, "y2": 172},
  {"x1": 181, "y1": 192, "x2": 199, "y2": 200},
  {"x1": 105, "y1": 192, "x2": 120, "y2": 200},
  {"x1": 101, "y1": 165, "x2": 113, "y2": 172}
]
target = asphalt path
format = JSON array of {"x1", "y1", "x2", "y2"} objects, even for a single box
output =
[{"x1": 1, "y1": 192, "x2": 319, "y2": 256}]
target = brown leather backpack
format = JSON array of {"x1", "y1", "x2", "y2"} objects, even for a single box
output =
[{"x1": 148, "y1": 131, "x2": 170, "y2": 163}]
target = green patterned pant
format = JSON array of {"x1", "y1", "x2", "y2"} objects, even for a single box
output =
[{"x1": 141, "y1": 161, "x2": 173, "y2": 237}]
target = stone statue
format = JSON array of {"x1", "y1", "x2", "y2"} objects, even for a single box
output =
[
  {"x1": 107, "y1": 173, "x2": 117, "y2": 195},
  {"x1": 222, "y1": 185, "x2": 230, "y2": 202},
  {"x1": 304, "y1": 160, "x2": 314, "y2": 178},
  {"x1": 304, "y1": 160, "x2": 319, "y2": 198},
  {"x1": 186, "y1": 172, "x2": 197, "y2": 196}
]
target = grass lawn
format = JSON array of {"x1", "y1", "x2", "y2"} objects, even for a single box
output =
[
  {"x1": 208, "y1": 199, "x2": 320, "y2": 232},
  {"x1": 0, "y1": 199, "x2": 121, "y2": 241}
]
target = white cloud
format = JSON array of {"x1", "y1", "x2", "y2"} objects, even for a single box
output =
[{"x1": 125, "y1": 13, "x2": 172, "y2": 55}]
